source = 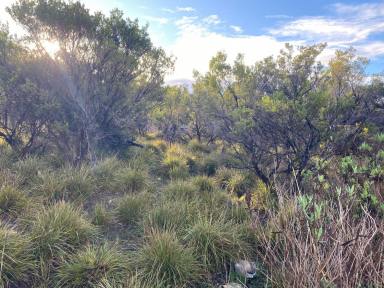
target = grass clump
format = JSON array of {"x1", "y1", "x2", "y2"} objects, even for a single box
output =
[
  {"x1": 162, "y1": 180, "x2": 197, "y2": 201},
  {"x1": 55, "y1": 244, "x2": 128, "y2": 288},
  {"x1": 191, "y1": 175, "x2": 216, "y2": 193},
  {"x1": 134, "y1": 230, "x2": 201, "y2": 287},
  {"x1": 184, "y1": 215, "x2": 250, "y2": 272},
  {"x1": 92, "y1": 156, "x2": 121, "y2": 191},
  {"x1": 92, "y1": 203, "x2": 112, "y2": 226},
  {"x1": 144, "y1": 201, "x2": 196, "y2": 234},
  {"x1": 0, "y1": 186, "x2": 27, "y2": 216},
  {"x1": 116, "y1": 194, "x2": 149, "y2": 225},
  {"x1": 0, "y1": 225, "x2": 35, "y2": 287},
  {"x1": 33, "y1": 167, "x2": 94, "y2": 202},
  {"x1": 31, "y1": 201, "x2": 97, "y2": 263},
  {"x1": 112, "y1": 167, "x2": 149, "y2": 194}
]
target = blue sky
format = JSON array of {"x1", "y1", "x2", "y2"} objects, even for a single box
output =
[{"x1": 1, "y1": 0, "x2": 383, "y2": 80}]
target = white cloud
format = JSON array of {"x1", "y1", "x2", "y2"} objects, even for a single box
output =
[
  {"x1": 203, "y1": 15, "x2": 221, "y2": 25},
  {"x1": 162, "y1": 8, "x2": 175, "y2": 13},
  {"x1": 176, "y1": 7, "x2": 195, "y2": 12},
  {"x1": 143, "y1": 16, "x2": 169, "y2": 25},
  {"x1": 166, "y1": 17, "x2": 295, "y2": 80},
  {"x1": 332, "y1": 2, "x2": 384, "y2": 19},
  {"x1": 230, "y1": 25, "x2": 243, "y2": 33}
]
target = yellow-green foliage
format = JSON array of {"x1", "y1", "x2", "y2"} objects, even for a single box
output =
[
  {"x1": 162, "y1": 180, "x2": 196, "y2": 201},
  {"x1": 162, "y1": 144, "x2": 194, "y2": 179},
  {"x1": 250, "y1": 179, "x2": 270, "y2": 209}
]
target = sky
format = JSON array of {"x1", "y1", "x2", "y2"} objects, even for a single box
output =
[{"x1": 1, "y1": 0, "x2": 384, "y2": 81}]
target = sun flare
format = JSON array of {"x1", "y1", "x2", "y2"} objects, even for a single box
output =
[{"x1": 41, "y1": 40, "x2": 60, "y2": 57}]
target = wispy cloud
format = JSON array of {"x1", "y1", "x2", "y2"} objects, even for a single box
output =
[
  {"x1": 265, "y1": 14, "x2": 291, "y2": 19},
  {"x1": 230, "y1": 25, "x2": 243, "y2": 33},
  {"x1": 176, "y1": 6, "x2": 195, "y2": 12},
  {"x1": 161, "y1": 8, "x2": 175, "y2": 13},
  {"x1": 203, "y1": 15, "x2": 221, "y2": 25},
  {"x1": 270, "y1": 2, "x2": 384, "y2": 60},
  {"x1": 143, "y1": 15, "x2": 169, "y2": 25}
]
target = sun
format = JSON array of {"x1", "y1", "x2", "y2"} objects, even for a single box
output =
[{"x1": 41, "y1": 40, "x2": 60, "y2": 57}]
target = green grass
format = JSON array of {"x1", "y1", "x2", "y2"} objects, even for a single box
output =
[
  {"x1": 116, "y1": 194, "x2": 149, "y2": 226},
  {"x1": 162, "y1": 180, "x2": 197, "y2": 201},
  {"x1": 112, "y1": 167, "x2": 149, "y2": 194},
  {"x1": 0, "y1": 186, "x2": 27, "y2": 216},
  {"x1": 184, "y1": 215, "x2": 250, "y2": 272},
  {"x1": 30, "y1": 201, "x2": 97, "y2": 263},
  {"x1": 92, "y1": 203, "x2": 112, "y2": 226},
  {"x1": 134, "y1": 230, "x2": 202, "y2": 287},
  {"x1": 0, "y1": 225, "x2": 35, "y2": 287},
  {"x1": 55, "y1": 244, "x2": 128, "y2": 287}
]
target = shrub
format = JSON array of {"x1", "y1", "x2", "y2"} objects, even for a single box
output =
[
  {"x1": 116, "y1": 194, "x2": 149, "y2": 225},
  {"x1": 92, "y1": 203, "x2": 112, "y2": 226},
  {"x1": 31, "y1": 202, "x2": 97, "y2": 262},
  {"x1": 0, "y1": 186, "x2": 27, "y2": 216},
  {"x1": 55, "y1": 244, "x2": 128, "y2": 288},
  {"x1": 200, "y1": 155, "x2": 219, "y2": 176},
  {"x1": 0, "y1": 225, "x2": 35, "y2": 287},
  {"x1": 112, "y1": 167, "x2": 149, "y2": 194},
  {"x1": 215, "y1": 168, "x2": 252, "y2": 197},
  {"x1": 134, "y1": 230, "x2": 201, "y2": 287},
  {"x1": 184, "y1": 215, "x2": 250, "y2": 272}
]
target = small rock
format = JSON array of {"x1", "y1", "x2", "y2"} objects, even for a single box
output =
[
  {"x1": 221, "y1": 283, "x2": 244, "y2": 288},
  {"x1": 234, "y1": 260, "x2": 257, "y2": 278}
]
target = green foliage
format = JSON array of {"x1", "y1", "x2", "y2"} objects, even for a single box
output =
[
  {"x1": 0, "y1": 225, "x2": 35, "y2": 287},
  {"x1": 134, "y1": 230, "x2": 201, "y2": 287},
  {"x1": 55, "y1": 244, "x2": 128, "y2": 287},
  {"x1": 0, "y1": 186, "x2": 27, "y2": 216}
]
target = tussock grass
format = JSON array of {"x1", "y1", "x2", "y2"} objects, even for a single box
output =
[
  {"x1": 0, "y1": 225, "x2": 35, "y2": 287},
  {"x1": 162, "y1": 180, "x2": 197, "y2": 201},
  {"x1": 30, "y1": 201, "x2": 97, "y2": 263},
  {"x1": 92, "y1": 156, "x2": 121, "y2": 191},
  {"x1": 116, "y1": 193, "x2": 150, "y2": 226},
  {"x1": 55, "y1": 244, "x2": 128, "y2": 287},
  {"x1": 92, "y1": 203, "x2": 112, "y2": 226},
  {"x1": 112, "y1": 167, "x2": 149, "y2": 194},
  {"x1": 184, "y1": 215, "x2": 250, "y2": 272},
  {"x1": 33, "y1": 166, "x2": 94, "y2": 202},
  {"x1": 0, "y1": 186, "x2": 27, "y2": 216},
  {"x1": 134, "y1": 230, "x2": 202, "y2": 287}
]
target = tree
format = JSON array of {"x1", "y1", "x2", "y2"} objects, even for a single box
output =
[
  {"x1": 8, "y1": 0, "x2": 172, "y2": 162},
  {"x1": 0, "y1": 25, "x2": 55, "y2": 156}
]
